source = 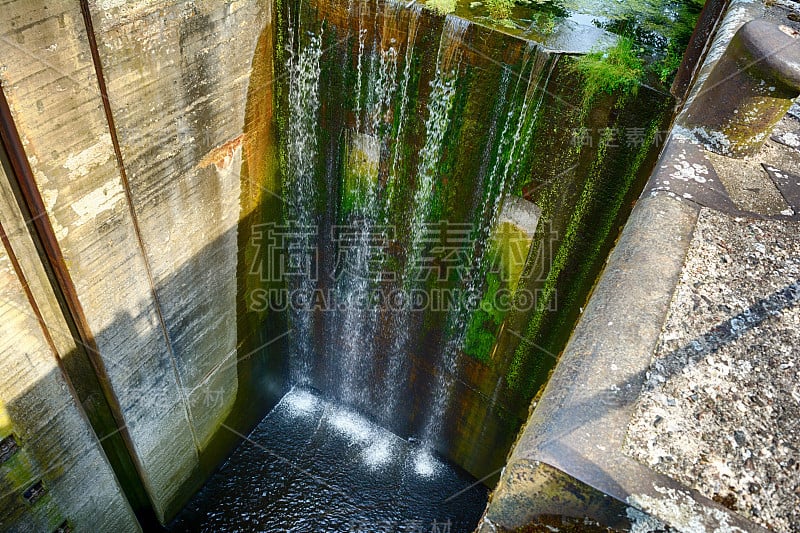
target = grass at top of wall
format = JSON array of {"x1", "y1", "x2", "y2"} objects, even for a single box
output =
[{"x1": 571, "y1": 37, "x2": 644, "y2": 105}]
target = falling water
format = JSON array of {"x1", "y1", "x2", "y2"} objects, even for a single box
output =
[
  {"x1": 283, "y1": 25, "x2": 324, "y2": 385},
  {"x1": 279, "y1": 3, "x2": 558, "y2": 457},
  {"x1": 374, "y1": 1, "x2": 423, "y2": 424},
  {"x1": 420, "y1": 46, "x2": 557, "y2": 445},
  {"x1": 380, "y1": 14, "x2": 468, "y2": 423},
  {"x1": 406, "y1": 15, "x2": 468, "y2": 271},
  {"x1": 386, "y1": 2, "x2": 422, "y2": 217},
  {"x1": 354, "y1": 0, "x2": 367, "y2": 132},
  {"x1": 335, "y1": 132, "x2": 382, "y2": 408},
  {"x1": 335, "y1": 3, "x2": 401, "y2": 409}
]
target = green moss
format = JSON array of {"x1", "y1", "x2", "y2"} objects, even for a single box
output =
[
  {"x1": 505, "y1": 119, "x2": 616, "y2": 393},
  {"x1": 495, "y1": 221, "x2": 533, "y2": 294},
  {"x1": 650, "y1": 0, "x2": 705, "y2": 83},
  {"x1": 506, "y1": 89, "x2": 671, "y2": 396},
  {"x1": 572, "y1": 37, "x2": 644, "y2": 105},
  {"x1": 486, "y1": 0, "x2": 514, "y2": 20},
  {"x1": 464, "y1": 268, "x2": 505, "y2": 363},
  {"x1": 425, "y1": 0, "x2": 457, "y2": 15},
  {"x1": 341, "y1": 133, "x2": 379, "y2": 216}
]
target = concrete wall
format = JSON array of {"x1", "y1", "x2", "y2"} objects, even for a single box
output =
[
  {"x1": 0, "y1": 0, "x2": 671, "y2": 526},
  {"x1": 0, "y1": 155, "x2": 139, "y2": 531},
  {"x1": 0, "y1": 0, "x2": 273, "y2": 524}
]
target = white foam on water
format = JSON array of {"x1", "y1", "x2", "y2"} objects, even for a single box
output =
[
  {"x1": 329, "y1": 408, "x2": 374, "y2": 444},
  {"x1": 412, "y1": 449, "x2": 442, "y2": 478},
  {"x1": 274, "y1": 391, "x2": 445, "y2": 474},
  {"x1": 282, "y1": 389, "x2": 321, "y2": 417},
  {"x1": 363, "y1": 436, "x2": 395, "y2": 468}
]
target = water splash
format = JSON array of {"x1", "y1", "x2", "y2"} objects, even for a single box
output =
[
  {"x1": 282, "y1": 387, "x2": 322, "y2": 417},
  {"x1": 329, "y1": 406, "x2": 375, "y2": 443},
  {"x1": 412, "y1": 449, "x2": 443, "y2": 478},
  {"x1": 363, "y1": 436, "x2": 395, "y2": 468}
]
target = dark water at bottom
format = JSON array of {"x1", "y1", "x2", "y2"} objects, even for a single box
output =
[{"x1": 170, "y1": 389, "x2": 488, "y2": 532}]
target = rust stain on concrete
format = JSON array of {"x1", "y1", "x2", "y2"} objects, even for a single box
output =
[{"x1": 198, "y1": 134, "x2": 244, "y2": 171}]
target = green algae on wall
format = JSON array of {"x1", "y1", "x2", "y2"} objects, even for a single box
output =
[
  {"x1": 506, "y1": 85, "x2": 672, "y2": 397},
  {"x1": 267, "y1": 0, "x2": 677, "y2": 484}
]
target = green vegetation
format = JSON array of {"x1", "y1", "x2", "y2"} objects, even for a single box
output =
[
  {"x1": 656, "y1": 47, "x2": 683, "y2": 83},
  {"x1": 464, "y1": 269, "x2": 505, "y2": 363},
  {"x1": 341, "y1": 134, "x2": 379, "y2": 216},
  {"x1": 425, "y1": 0, "x2": 457, "y2": 15},
  {"x1": 480, "y1": 0, "x2": 567, "y2": 27},
  {"x1": 653, "y1": 0, "x2": 705, "y2": 83},
  {"x1": 473, "y1": 0, "x2": 704, "y2": 88},
  {"x1": 571, "y1": 37, "x2": 644, "y2": 103},
  {"x1": 485, "y1": 0, "x2": 514, "y2": 20},
  {"x1": 583, "y1": 0, "x2": 705, "y2": 86}
]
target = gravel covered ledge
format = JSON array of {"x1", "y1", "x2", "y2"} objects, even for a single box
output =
[{"x1": 624, "y1": 211, "x2": 800, "y2": 531}]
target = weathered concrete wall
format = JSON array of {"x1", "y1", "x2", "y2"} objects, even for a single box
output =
[
  {"x1": 0, "y1": 157, "x2": 139, "y2": 531},
  {"x1": 84, "y1": 0, "x2": 270, "y2": 450},
  {"x1": 0, "y1": 0, "x2": 197, "y2": 521},
  {"x1": 0, "y1": 0, "x2": 275, "y2": 524}
]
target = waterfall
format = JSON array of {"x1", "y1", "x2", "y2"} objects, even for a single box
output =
[
  {"x1": 379, "y1": 14, "x2": 468, "y2": 424},
  {"x1": 406, "y1": 14, "x2": 467, "y2": 280},
  {"x1": 283, "y1": 23, "x2": 324, "y2": 386},
  {"x1": 386, "y1": 2, "x2": 422, "y2": 217},
  {"x1": 420, "y1": 46, "x2": 557, "y2": 446},
  {"x1": 375, "y1": 1, "x2": 423, "y2": 425},
  {"x1": 277, "y1": 1, "x2": 558, "y2": 458},
  {"x1": 334, "y1": 1, "x2": 402, "y2": 410}
]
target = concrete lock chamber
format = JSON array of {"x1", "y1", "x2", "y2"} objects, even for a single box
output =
[{"x1": 4, "y1": 0, "x2": 798, "y2": 531}]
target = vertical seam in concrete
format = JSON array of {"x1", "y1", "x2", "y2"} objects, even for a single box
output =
[
  {"x1": 78, "y1": 0, "x2": 201, "y2": 451},
  {"x1": 0, "y1": 85, "x2": 157, "y2": 514},
  {"x1": 0, "y1": 219, "x2": 76, "y2": 402}
]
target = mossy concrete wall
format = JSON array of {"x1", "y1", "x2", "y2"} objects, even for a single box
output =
[{"x1": 276, "y1": 0, "x2": 672, "y2": 484}]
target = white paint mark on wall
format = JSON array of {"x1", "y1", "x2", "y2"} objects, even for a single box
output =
[
  {"x1": 70, "y1": 182, "x2": 123, "y2": 224},
  {"x1": 97, "y1": 0, "x2": 128, "y2": 9},
  {"x1": 63, "y1": 142, "x2": 112, "y2": 178}
]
